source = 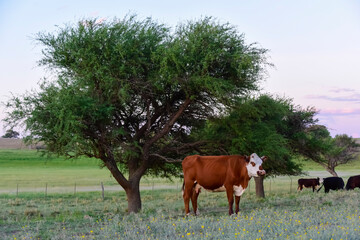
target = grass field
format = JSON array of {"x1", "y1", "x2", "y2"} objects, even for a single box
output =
[
  {"x1": 0, "y1": 150, "x2": 180, "y2": 193},
  {"x1": 1, "y1": 149, "x2": 360, "y2": 239},
  {"x1": 1, "y1": 189, "x2": 360, "y2": 239},
  {"x1": 1, "y1": 149, "x2": 359, "y2": 194}
]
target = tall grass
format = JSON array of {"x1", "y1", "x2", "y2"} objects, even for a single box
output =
[{"x1": 1, "y1": 189, "x2": 360, "y2": 239}]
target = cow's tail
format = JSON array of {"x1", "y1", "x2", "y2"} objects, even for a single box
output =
[
  {"x1": 181, "y1": 180, "x2": 198, "y2": 196},
  {"x1": 181, "y1": 181, "x2": 185, "y2": 196},
  {"x1": 317, "y1": 183, "x2": 324, "y2": 193}
]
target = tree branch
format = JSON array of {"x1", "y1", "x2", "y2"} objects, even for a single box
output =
[
  {"x1": 149, "y1": 98, "x2": 192, "y2": 145},
  {"x1": 150, "y1": 154, "x2": 183, "y2": 163},
  {"x1": 133, "y1": 98, "x2": 192, "y2": 179}
]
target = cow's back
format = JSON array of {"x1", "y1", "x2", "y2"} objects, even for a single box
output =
[{"x1": 324, "y1": 177, "x2": 344, "y2": 190}]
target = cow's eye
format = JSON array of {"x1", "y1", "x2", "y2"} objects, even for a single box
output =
[{"x1": 251, "y1": 162, "x2": 256, "y2": 167}]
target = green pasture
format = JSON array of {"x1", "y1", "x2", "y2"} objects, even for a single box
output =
[
  {"x1": 1, "y1": 149, "x2": 360, "y2": 194},
  {"x1": 294, "y1": 155, "x2": 360, "y2": 172},
  {"x1": 1, "y1": 189, "x2": 360, "y2": 239},
  {"x1": 1, "y1": 149, "x2": 360, "y2": 239},
  {"x1": 0, "y1": 150, "x2": 178, "y2": 193}
]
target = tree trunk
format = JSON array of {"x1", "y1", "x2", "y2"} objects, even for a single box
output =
[
  {"x1": 254, "y1": 176, "x2": 265, "y2": 198},
  {"x1": 326, "y1": 167, "x2": 338, "y2": 177},
  {"x1": 318, "y1": 162, "x2": 338, "y2": 177},
  {"x1": 125, "y1": 182, "x2": 142, "y2": 213},
  {"x1": 104, "y1": 158, "x2": 143, "y2": 213}
]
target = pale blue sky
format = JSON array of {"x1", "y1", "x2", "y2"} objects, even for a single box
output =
[{"x1": 1, "y1": 0, "x2": 360, "y2": 137}]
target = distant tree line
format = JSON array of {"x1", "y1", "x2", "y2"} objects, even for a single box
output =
[{"x1": 1, "y1": 129, "x2": 19, "y2": 138}]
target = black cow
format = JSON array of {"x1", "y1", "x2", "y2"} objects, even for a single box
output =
[
  {"x1": 345, "y1": 175, "x2": 360, "y2": 190},
  {"x1": 297, "y1": 178, "x2": 321, "y2": 192},
  {"x1": 317, "y1": 177, "x2": 344, "y2": 193}
]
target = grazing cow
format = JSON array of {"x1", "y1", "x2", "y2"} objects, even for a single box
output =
[
  {"x1": 345, "y1": 175, "x2": 360, "y2": 190},
  {"x1": 182, "y1": 153, "x2": 267, "y2": 215},
  {"x1": 317, "y1": 177, "x2": 344, "y2": 193},
  {"x1": 297, "y1": 178, "x2": 321, "y2": 192}
]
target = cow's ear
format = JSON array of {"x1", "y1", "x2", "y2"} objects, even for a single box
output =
[
  {"x1": 245, "y1": 155, "x2": 250, "y2": 163},
  {"x1": 261, "y1": 156, "x2": 268, "y2": 162}
]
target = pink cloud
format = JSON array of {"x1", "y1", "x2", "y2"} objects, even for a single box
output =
[
  {"x1": 319, "y1": 108, "x2": 360, "y2": 116},
  {"x1": 305, "y1": 87, "x2": 360, "y2": 103},
  {"x1": 351, "y1": 133, "x2": 360, "y2": 138},
  {"x1": 328, "y1": 87, "x2": 356, "y2": 94},
  {"x1": 305, "y1": 94, "x2": 360, "y2": 102},
  {"x1": 317, "y1": 113, "x2": 360, "y2": 138}
]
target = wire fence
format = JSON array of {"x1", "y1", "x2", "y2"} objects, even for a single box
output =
[{"x1": 1, "y1": 177, "x2": 303, "y2": 199}]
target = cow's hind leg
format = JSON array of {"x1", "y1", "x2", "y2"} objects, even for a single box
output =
[
  {"x1": 183, "y1": 180, "x2": 195, "y2": 215},
  {"x1": 235, "y1": 196, "x2": 241, "y2": 214},
  {"x1": 191, "y1": 184, "x2": 201, "y2": 216}
]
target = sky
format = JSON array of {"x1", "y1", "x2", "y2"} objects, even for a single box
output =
[{"x1": 0, "y1": 0, "x2": 360, "y2": 137}]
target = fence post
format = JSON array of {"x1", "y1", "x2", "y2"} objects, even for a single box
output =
[
  {"x1": 16, "y1": 183, "x2": 19, "y2": 197},
  {"x1": 269, "y1": 179, "x2": 271, "y2": 194},
  {"x1": 101, "y1": 182, "x2": 105, "y2": 200},
  {"x1": 74, "y1": 182, "x2": 77, "y2": 195},
  {"x1": 45, "y1": 183, "x2": 48, "y2": 198},
  {"x1": 289, "y1": 177, "x2": 292, "y2": 193}
]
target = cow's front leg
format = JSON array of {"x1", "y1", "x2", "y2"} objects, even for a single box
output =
[
  {"x1": 183, "y1": 181, "x2": 194, "y2": 215},
  {"x1": 225, "y1": 187, "x2": 234, "y2": 215},
  {"x1": 235, "y1": 196, "x2": 241, "y2": 214}
]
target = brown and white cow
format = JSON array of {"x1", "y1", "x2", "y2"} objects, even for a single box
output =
[
  {"x1": 297, "y1": 178, "x2": 321, "y2": 192},
  {"x1": 182, "y1": 153, "x2": 266, "y2": 215}
]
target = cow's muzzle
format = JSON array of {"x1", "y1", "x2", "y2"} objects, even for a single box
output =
[{"x1": 257, "y1": 170, "x2": 266, "y2": 176}]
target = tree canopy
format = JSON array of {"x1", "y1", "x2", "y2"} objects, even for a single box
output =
[
  {"x1": 297, "y1": 127, "x2": 360, "y2": 176},
  {"x1": 193, "y1": 95, "x2": 320, "y2": 175},
  {"x1": 4, "y1": 16, "x2": 269, "y2": 212}
]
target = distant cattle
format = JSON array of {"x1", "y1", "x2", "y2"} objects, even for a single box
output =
[
  {"x1": 297, "y1": 178, "x2": 321, "y2": 192},
  {"x1": 345, "y1": 175, "x2": 360, "y2": 190},
  {"x1": 182, "y1": 153, "x2": 266, "y2": 215},
  {"x1": 317, "y1": 177, "x2": 344, "y2": 193}
]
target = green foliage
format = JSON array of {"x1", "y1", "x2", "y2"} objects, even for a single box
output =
[
  {"x1": 4, "y1": 15, "x2": 269, "y2": 183},
  {"x1": 291, "y1": 125, "x2": 333, "y2": 164},
  {"x1": 293, "y1": 125, "x2": 360, "y2": 175},
  {"x1": 194, "y1": 95, "x2": 322, "y2": 176},
  {"x1": 322, "y1": 134, "x2": 360, "y2": 175},
  {"x1": 329, "y1": 134, "x2": 360, "y2": 163},
  {"x1": 162, "y1": 17, "x2": 268, "y2": 100}
]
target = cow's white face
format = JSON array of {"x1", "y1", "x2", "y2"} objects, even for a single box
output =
[{"x1": 246, "y1": 153, "x2": 266, "y2": 177}]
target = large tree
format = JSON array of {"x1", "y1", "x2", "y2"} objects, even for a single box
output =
[
  {"x1": 4, "y1": 16, "x2": 269, "y2": 213},
  {"x1": 192, "y1": 95, "x2": 319, "y2": 197},
  {"x1": 324, "y1": 134, "x2": 360, "y2": 176},
  {"x1": 297, "y1": 127, "x2": 360, "y2": 176}
]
